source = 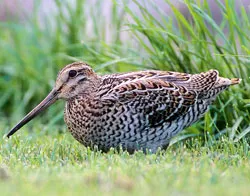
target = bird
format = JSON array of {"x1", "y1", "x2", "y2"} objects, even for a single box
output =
[{"x1": 7, "y1": 62, "x2": 241, "y2": 153}]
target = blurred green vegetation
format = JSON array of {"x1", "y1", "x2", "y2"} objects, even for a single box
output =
[{"x1": 0, "y1": 0, "x2": 249, "y2": 143}]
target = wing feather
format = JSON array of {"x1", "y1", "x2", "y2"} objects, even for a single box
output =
[{"x1": 100, "y1": 77, "x2": 197, "y2": 127}]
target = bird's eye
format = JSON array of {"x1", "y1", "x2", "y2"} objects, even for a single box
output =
[{"x1": 68, "y1": 70, "x2": 77, "y2": 78}]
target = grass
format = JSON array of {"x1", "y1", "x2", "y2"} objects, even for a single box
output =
[
  {"x1": 0, "y1": 128, "x2": 250, "y2": 195},
  {"x1": 0, "y1": 0, "x2": 250, "y2": 195}
]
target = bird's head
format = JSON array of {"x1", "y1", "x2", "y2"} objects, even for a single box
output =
[
  {"x1": 55, "y1": 62, "x2": 99, "y2": 100},
  {"x1": 7, "y1": 62, "x2": 99, "y2": 138}
]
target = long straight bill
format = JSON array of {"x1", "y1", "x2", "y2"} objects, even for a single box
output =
[{"x1": 7, "y1": 89, "x2": 58, "y2": 138}]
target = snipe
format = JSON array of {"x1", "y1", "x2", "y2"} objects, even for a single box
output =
[{"x1": 7, "y1": 62, "x2": 241, "y2": 153}]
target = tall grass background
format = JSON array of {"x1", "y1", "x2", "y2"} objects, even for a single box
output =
[{"x1": 0, "y1": 0, "x2": 249, "y2": 146}]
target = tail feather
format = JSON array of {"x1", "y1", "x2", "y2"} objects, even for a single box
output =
[
  {"x1": 230, "y1": 78, "x2": 241, "y2": 85},
  {"x1": 187, "y1": 70, "x2": 241, "y2": 99},
  {"x1": 215, "y1": 77, "x2": 241, "y2": 87},
  {"x1": 186, "y1": 69, "x2": 219, "y2": 92}
]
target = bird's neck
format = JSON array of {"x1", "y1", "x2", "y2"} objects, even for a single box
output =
[{"x1": 75, "y1": 75, "x2": 102, "y2": 99}]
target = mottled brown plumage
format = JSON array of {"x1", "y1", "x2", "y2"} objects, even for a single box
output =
[{"x1": 7, "y1": 62, "x2": 241, "y2": 153}]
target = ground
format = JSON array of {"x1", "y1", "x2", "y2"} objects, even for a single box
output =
[{"x1": 0, "y1": 127, "x2": 249, "y2": 196}]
